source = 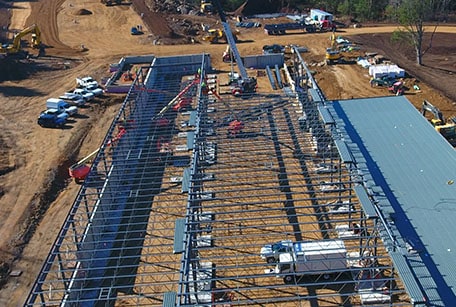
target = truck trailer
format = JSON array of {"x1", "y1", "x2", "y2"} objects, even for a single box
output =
[{"x1": 274, "y1": 239, "x2": 347, "y2": 283}]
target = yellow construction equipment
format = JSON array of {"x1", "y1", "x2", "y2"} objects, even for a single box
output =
[
  {"x1": 422, "y1": 100, "x2": 456, "y2": 146},
  {"x1": 200, "y1": 0, "x2": 213, "y2": 14},
  {"x1": 325, "y1": 32, "x2": 341, "y2": 65},
  {"x1": 202, "y1": 29, "x2": 225, "y2": 43},
  {"x1": 0, "y1": 24, "x2": 42, "y2": 55},
  {"x1": 202, "y1": 28, "x2": 237, "y2": 44}
]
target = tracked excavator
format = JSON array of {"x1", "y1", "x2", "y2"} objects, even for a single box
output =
[
  {"x1": 0, "y1": 24, "x2": 42, "y2": 55},
  {"x1": 421, "y1": 100, "x2": 456, "y2": 146}
]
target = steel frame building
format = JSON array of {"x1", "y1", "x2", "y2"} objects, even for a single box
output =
[{"x1": 25, "y1": 50, "x2": 420, "y2": 306}]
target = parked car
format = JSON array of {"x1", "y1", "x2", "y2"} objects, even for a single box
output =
[{"x1": 37, "y1": 109, "x2": 69, "y2": 128}]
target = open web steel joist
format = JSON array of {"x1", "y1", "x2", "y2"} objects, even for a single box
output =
[{"x1": 26, "y1": 51, "x2": 412, "y2": 306}]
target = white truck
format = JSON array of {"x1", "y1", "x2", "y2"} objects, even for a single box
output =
[
  {"x1": 309, "y1": 9, "x2": 335, "y2": 31},
  {"x1": 59, "y1": 92, "x2": 86, "y2": 106},
  {"x1": 46, "y1": 98, "x2": 78, "y2": 116},
  {"x1": 76, "y1": 76, "x2": 99, "y2": 88},
  {"x1": 260, "y1": 240, "x2": 293, "y2": 263},
  {"x1": 84, "y1": 84, "x2": 103, "y2": 96},
  {"x1": 273, "y1": 239, "x2": 347, "y2": 283},
  {"x1": 71, "y1": 88, "x2": 94, "y2": 101}
]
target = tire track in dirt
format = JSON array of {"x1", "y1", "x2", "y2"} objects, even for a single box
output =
[{"x1": 27, "y1": 0, "x2": 79, "y2": 56}]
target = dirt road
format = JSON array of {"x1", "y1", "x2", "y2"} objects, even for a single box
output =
[{"x1": 0, "y1": 1, "x2": 455, "y2": 305}]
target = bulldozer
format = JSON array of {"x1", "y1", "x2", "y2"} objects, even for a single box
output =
[
  {"x1": 421, "y1": 100, "x2": 456, "y2": 146},
  {"x1": 0, "y1": 24, "x2": 42, "y2": 55}
]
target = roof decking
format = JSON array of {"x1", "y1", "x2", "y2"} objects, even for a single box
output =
[{"x1": 327, "y1": 96, "x2": 456, "y2": 305}]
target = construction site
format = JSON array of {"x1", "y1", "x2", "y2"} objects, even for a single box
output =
[{"x1": 1, "y1": 1, "x2": 456, "y2": 307}]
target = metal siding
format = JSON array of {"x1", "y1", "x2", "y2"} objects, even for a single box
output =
[
  {"x1": 390, "y1": 252, "x2": 426, "y2": 305},
  {"x1": 317, "y1": 104, "x2": 335, "y2": 125},
  {"x1": 186, "y1": 131, "x2": 195, "y2": 150},
  {"x1": 173, "y1": 218, "x2": 186, "y2": 254},
  {"x1": 162, "y1": 291, "x2": 176, "y2": 307},
  {"x1": 353, "y1": 185, "x2": 378, "y2": 219},
  {"x1": 181, "y1": 168, "x2": 190, "y2": 193},
  {"x1": 309, "y1": 88, "x2": 322, "y2": 103},
  {"x1": 189, "y1": 111, "x2": 197, "y2": 126},
  {"x1": 334, "y1": 140, "x2": 354, "y2": 163}
]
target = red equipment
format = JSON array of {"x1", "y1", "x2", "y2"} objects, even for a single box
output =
[{"x1": 228, "y1": 120, "x2": 244, "y2": 136}]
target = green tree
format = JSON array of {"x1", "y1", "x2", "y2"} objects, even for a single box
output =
[{"x1": 389, "y1": 0, "x2": 449, "y2": 65}]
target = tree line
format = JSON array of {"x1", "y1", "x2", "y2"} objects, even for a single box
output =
[{"x1": 212, "y1": 0, "x2": 456, "y2": 22}]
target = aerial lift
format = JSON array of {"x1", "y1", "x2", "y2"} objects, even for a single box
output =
[
  {"x1": 421, "y1": 100, "x2": 456, "y2": 145},
  {"x1": 0, "y1": 24, "x2": 42, "y2": 55},
  {"x1": 212, "y1": 0, "x2": 257, "y2": 96}
]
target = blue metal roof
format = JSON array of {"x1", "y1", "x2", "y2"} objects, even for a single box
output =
[{"x1": 328, "y1": 96, "x2": 456, "y2": 305}]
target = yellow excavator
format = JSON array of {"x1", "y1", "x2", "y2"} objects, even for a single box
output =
[
  {"x1": 325, "y1": 32, "x2": 342, "y2": 65},
  {"x1": 422, "y1": 100, "x2": 456, "y2": 146},
  {"x1": 0, "y1": 24, "x2": 42, "y2": 55}
]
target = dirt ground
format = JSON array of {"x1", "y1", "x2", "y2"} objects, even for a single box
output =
[{"x1": 0, "y1": 1, "x2": 455, "y2": 305}]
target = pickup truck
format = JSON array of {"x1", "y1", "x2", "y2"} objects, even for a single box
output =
[
  {"x1": 260, "y1": 240, "x2": 293, "y2": 263},
  {"x1": 37, "y1": 109, "x2": 69, "y2": 128},
  {"x1": 76, "y1": 76, "x2": 98, "y2": 88},
  {"x1": 84, "y1": 84, "x2": 103, "y2": 96},
  {"x1": 71, "y1": 88, "x2": 94, "y2": 101},
  {"x1": 59, "y1": 93, "x2": 86, "y2": 106},
  {"x1": 46, "y1": 98, "x2": 78, "y2": 116}
]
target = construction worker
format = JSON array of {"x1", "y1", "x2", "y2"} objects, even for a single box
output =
[{"x1": 201, "y1": 81, "x2": 209, "y2": 95}]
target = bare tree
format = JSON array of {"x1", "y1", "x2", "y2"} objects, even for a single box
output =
[{"x1": 392, "y1": 0, "x2": 449, "y2": 65}]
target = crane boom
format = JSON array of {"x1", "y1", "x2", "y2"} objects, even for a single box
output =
[{"x1": 212, "y1": 0, "x2": 247, "y2": 79}]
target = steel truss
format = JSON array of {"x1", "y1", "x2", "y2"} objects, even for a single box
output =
[{"x1": 25, "y1": 52, "x2": 410, "y2": 306}]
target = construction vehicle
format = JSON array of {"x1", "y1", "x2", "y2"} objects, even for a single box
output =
[
  {"x1": 222, "y1": 45, "x2": 234, "y2": 63},
  {"x1": 202, "y1": 29, "x2": 225, "y2": 43},
  {"x1": 200, "y1": 0, "x2": 213, "y2": 14},
  {"x1": 325, "y1": 33, "x2": 342, "y2": 65},
  {"x1": 388, "y1": 81, "x2": 405, "y2": 95},
  {"x1": 202, "y1": 28, "x2": 238, "y2": 44},
  {"x1": 0, "y1": 24, "x2": 41, "y2": 55},
  {"x1": 309, "y1": 9, "x2": 336, "y2": 32},
  {"x1": 421, "y1": 100, "x2": 456, "y2": 145},
  {"x1": 69, "y1": 149, "x2": 100, "y2": 184},
  {"x1": 212, "y1": 0, "x2": 257, "y2": 96},
  {"x1": 272, "y1": 239, "x2": 348, "y2": 283}
]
